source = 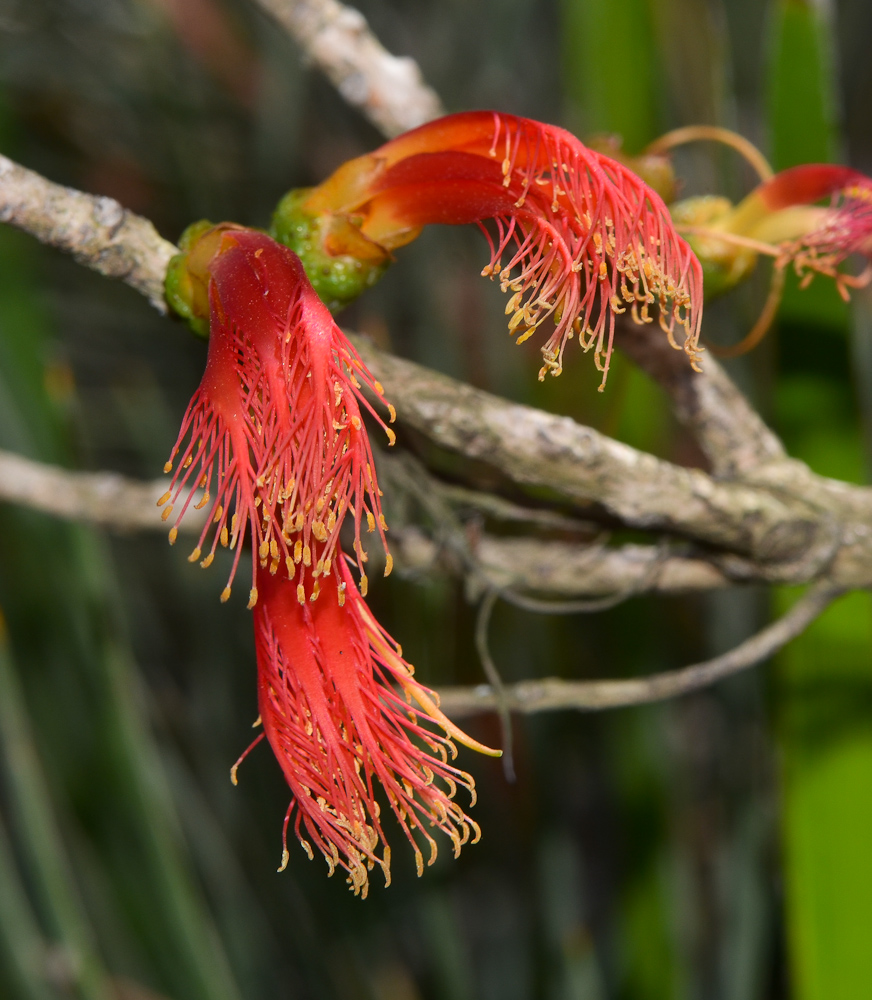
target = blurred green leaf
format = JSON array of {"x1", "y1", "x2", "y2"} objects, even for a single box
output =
[
  {"x1": 777, "y1": 590, "x2": 872, "y2": 1000},
  {"x1": 768, "y1": 0, "x2": 848, "y2": 329},
  {"x1": 560, "y1": 0, "x2": 660, "y2": 151}
]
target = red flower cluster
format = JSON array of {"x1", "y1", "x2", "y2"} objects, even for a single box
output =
[
  {"x1": 274, "y1": 111, "x2": 705, "y2": 388},
  {"x1": 163, "y1": 226, "x2": 497, "y2": 896}
]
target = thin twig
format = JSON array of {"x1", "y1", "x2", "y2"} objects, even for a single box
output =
[
  {"x1": 252, "y1": 0, "x2": 443, "y2": 137},
  {"x1": 474, "y1": 590, "x2": 515, "y2": 781},
  {"x1": 436, "y1": 582, "x2": 843, "y2": 717}
]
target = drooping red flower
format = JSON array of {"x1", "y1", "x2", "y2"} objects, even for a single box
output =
[
  {"x1": 162, "y1": 225, "x2": 499, "y2": 892},
  {"x1": 728, "y1": 164, "x2": 872, "y2": 294},
  {"x1": 161, "y1": 225, "x2": 395, "y2": 607},
  {"x1": 272, "y1": 110, "x2": 704, "y2": 389},
  {"x1": 249, "y1": 560, "x2": 494, "y2": 897}
]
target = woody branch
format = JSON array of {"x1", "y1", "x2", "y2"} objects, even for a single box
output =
[{"x1": 251, "y1": 0, "x2": 444, "y2": 136}]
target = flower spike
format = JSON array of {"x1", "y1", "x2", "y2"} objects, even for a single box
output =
[
  {"x1": 254, "y1": 561, "x2": 499, "y2": 898},
  {"x1": 164, "y1": 226, "x2": 498, "y2": 893},
  {"x1": 162, "y1": 225, "x2": 395, "y2": 606},
  {"x1": 672, "y1": 162, "x2": 872, "y2": 354},
  {"x1": 271, "y1": 110, "x2": 705, "y2": 389}
]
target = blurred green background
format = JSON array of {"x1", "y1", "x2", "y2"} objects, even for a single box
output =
[{"x1": 1, "y1": 0, "x2": 871, "y2": 997}]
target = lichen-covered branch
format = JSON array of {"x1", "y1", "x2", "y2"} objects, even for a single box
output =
[
  {"x1": 350, "y1": 336, "x2": 868, "y2": 583},
  {"x1": 0, "y1": 155, "x2": 177, "y2": 313},
  {"x1": 252, "y1": 0, "x2": 443, "y2": 137},
  {"x1": 437, "y1": 583, "x2": 843, "y2": 716},
  {"x1": 0, "y1": 447, "x2": 735, "y2": 597}
]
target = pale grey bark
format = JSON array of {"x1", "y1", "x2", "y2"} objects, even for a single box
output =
[{"x1": 252, "y1": 0, "x2": 444, "y2": 136}]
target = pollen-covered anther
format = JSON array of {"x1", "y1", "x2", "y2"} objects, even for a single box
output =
[
  {"x1": 220, "y1": 586, "x2": 231, "y2": 603},
  {"x1": 161, "y1": 505, "x2": 174, "y2": 522},
  {"x1": 200, "y1": 552, "x2": 214, "y2": 569},
  {"x1": 168, "y1": 527, "x2": 178, "y2": 545},
  {"x1": 247, "y1": 588, "x2": 258, "y2": 609},
  {"x1": 157, "y1": 491, "x2": 171, "y2": 507},
  {"x1": 187, "y1": 547, "x2": 202, "y2": 563}
]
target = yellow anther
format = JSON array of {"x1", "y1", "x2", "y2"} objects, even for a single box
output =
[
  {"x1": 194, "y1": 491, "x2": 210, "y2": 510},
  {"x1": 163, "y1": 461, "x2": 173, "y2": 474},
  {"x1": 312, "y1": 520, "x2": 327, "y2": 542},
  {"x1": 388, "y1": 403, "x2": 396, "y2": 423},
  {"x1": 360, "y1": 574, "x2": 368, "y2": 597},
  {"x1": 351, "y1": 416, "x2": 362, "y2": 430},
  {"x1": 220, "y1": 526, "x2": 229, "y2": 547},
  {"x1": 366, "y1": 512, "x2": 375, "y2": 533},
  {"x1": 161, "y1": 505, "x2": 173, "y2": 521},
  {"x1": 297, "y1": 583, "x2": 306, "y2": 604},
  {"x1": 294, "y1": 540, "x2": 302, "y2": 563},
  {"x1": 187, "y1": 547, "x2": 202, "y2": 563},
  {"x1": 303, "y1": 545, "x2": 311, "y2": 566},
  {"x1": 384, "y1": 553, "x2": 393, "y2": 577},
  {"x1": 200, "y1": 552, "x2": 214, "y2": 569},
  {"x1": 379, "y1": 514, "x2": 388, "y2": 530},
  {"x1": 213, "y1": 505, "x2": 223, "y2": 523},
  {"x1": 183, "y1": 456, "x2": 192, "y2": 468},
  {"x1": 220, "y1": 586, "x2": 231, "y2": 603},
  {"x1": 157, "y1": 491, "x2": 171, "y2": 507},
  {"x1": 258, "y1": 540, "x2": 269, "y2": 560},
  {"x1": 338, "y1": 582, "x2": 346, "y2": 607},
  {"x1": 386, "y1": 427, "x2": 396, "y2": 446},
  {"x1": 270, "y1": 539, "x2": 279, "y2": 560},
  {"x1": 374, "y1": 380, "x2": 384, "y2": 395},
  {"x1": 309, "y1": 580, "x2": 321, "y2": 602},
  {"x1": 247, "y1": 588, "x2": 258, "y2": 609},
  {"x1": 326, "y1": 510, "x2": 337, "y2": 532},
  {"x1": 168, "y1": 527, "x2": 178, "y2": 545}
]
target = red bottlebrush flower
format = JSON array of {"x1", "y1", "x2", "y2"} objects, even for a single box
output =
[
  {"x1": 272, "y1": 110, "x2": 704, "y2": 389},
  {"x1": 676, "y1": 164, "x2": 872, "y2": 300},
  {"x1": 249, "y1": 560, "x2": 496, "y2": 897},
  {"x1": 160, "y1": 225, "x2": 395, "y2": 607},
  {"x1": 162, "y1": 225, "x2": 500, "y2": 892},
  {"x1": 736, "y1": 164, "x2": 872, "y2": 294}
]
